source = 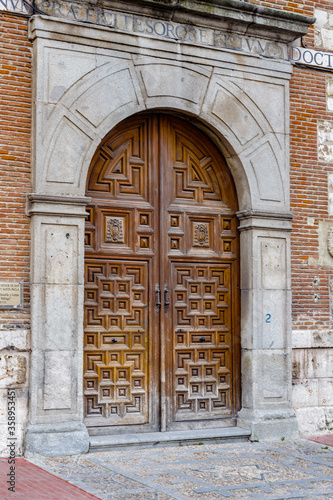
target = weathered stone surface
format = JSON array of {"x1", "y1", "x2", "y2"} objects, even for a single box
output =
[
  {"x1": 25, "y1": 422, "x2": 89, "y2": 457},
  {"x1": 292, "y1": 329, "x2": 333, "y2": 348},
  {"x1": 326, "y1": 78, "x2": 333, "y2": 113},
  {"x1": 292, "y1": 379, "x2": 319, "y2": 407},
  {"x1": 0, "y1": 329, "x2": 29, "y2": 351},
  {"x1": 314, "y1": 8, "x2": 333, "y2": 50},
  {"x1": 0, "y1": 354, "x2": 27, "y2": 388},
  {"x1": 0, "y1": 388, "x2": 29, "y2": 456},
  {"x1": 306, "y1": 349, "x2": 333, "y2": 379},
  {"x1": 317, "y1": 221, "x2": 333, "y2": 266},
  {"x1": 43, "y1": 351, "x2": 72, "y2": 410},
  {"x1": 318, "y1": 120, "x2": 333, "y2": 163},
  {"x1": 296, "y1": 406, "x2": 327, "y2": 435}
]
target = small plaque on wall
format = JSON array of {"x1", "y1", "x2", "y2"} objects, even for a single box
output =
[{"x1": 0, "y1": 282, "x2": 23, "y2": 309}]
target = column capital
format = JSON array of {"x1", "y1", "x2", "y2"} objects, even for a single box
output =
[
  {"x1": 26, "y1": 194, "x2": 91, "y2": 218},
  {"x1": 237, "y1": 210, "x2": 293, "y2": 232}
]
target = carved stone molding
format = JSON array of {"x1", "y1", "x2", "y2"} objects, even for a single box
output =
[
  {"x1": 237, "y1": 209, "x2": 293, "y2": 232},
  {"x1": 26, "y1": 194, "x2": 91, "y2": 217}
]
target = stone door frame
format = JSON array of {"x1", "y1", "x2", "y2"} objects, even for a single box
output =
[{"x1": 24, "y1": 10, "x2": 312, "y2": 455}]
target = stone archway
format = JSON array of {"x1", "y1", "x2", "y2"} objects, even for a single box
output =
[{"x1": 25, "y1": 12, "x2": 303, "y2": 456}]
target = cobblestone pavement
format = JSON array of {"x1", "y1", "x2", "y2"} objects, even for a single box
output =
[{"x1": 30, "y1": 439, "x2": 333, "y2": 499}]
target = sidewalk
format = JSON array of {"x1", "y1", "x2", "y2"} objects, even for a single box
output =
[
  {"x1": 1, "y1": 437, "x2": 333, "y2": 499},
  {"x1": 25, "y1": 437, "x2": 333, "y2": 499}
]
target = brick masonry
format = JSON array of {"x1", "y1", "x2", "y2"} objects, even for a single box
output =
[{"x1": 0, "y1": 12, "x2": 31, "y2": 455}]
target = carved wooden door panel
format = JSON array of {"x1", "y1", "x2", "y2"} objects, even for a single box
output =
[
  {"x1": 160, "y1": 117, "x2": 239, "y2": 429},
  {"x1": 84, "y1": 114, "x2": 239, "y2": 432},
  {"x1": 84, "y1": 115, "x2": 160, "y2": 430}
]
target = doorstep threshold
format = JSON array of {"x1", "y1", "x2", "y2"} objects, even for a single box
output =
[{"x1": 89, "y1": 427, "x2": 251, "y2": 452}]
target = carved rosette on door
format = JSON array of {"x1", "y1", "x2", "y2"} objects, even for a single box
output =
[{"x1": 84, "y1": 113, "x2": 240, "y2": 431}]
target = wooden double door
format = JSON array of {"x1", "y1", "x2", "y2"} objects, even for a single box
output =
[{"x1": 84, "y1": 113, "x2": 240, "y2": 433}]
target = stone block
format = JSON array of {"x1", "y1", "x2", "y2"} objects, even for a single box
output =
[
  {"x1": 45, "y1": 224, "x2": 78, "y2": 284},
  {"x1": 295, "y1": 406, "x2": 327, "y2": 435},
  {"x1": 327, "y1": 78, "x2": 333, "y2": 113},
  {"x1": 43, "y1": 351, "x2": 73, "y2": 410},
  {"x1": 0, "y1": 388, "x2": 29, "y2": 456},
  {"x1": 261, "y1": 289, "x2": 287, "y2": 350},
  {"x1": 314, "y1": 9, "x2": 333, "y2": 50},
  {"x1": 312, "y1": 329, "x2": 333, "y2": 347},
  {"x1": 292, "y1": 349, "x2": 306, "y2": 380},
  {"x1": 292, "y1": 379, "x2": 319, "y2": 408},
  {"x1": 25, "y1": 422, "x2": 89, "y2": 457},
  {"x1": 0, "y1": 355, "x2": 27, "y2": 388},
  {"x1": 324, "y1": 407, "x2": 333, "y2": 430},
  {"x1": 74, "y1": 68, "x2": 138, "y2": 128},
  {"x1": 139, "y1": 63, "x2": 209, "y2": 105},
  {"x1": 46, "y1": 117, "x2": 93, "y2": 185},
  {"x1": 238, "y1": 408, "x2": 299, "y2": 441},
  {"x1": 318, "y1": 120, "x2": 333, "y2": 164},
  {"x1": 241, "y1": 79, "x2": 285, "y2": 136},
  {"x1": 240, "y1": 289, "x2": 255, "y2": 350},
  {"x1": 319, "y1": 379, "x2": 333, "y2": 406},
  {"x1": 260, "y1": 237, "x2": 287, "y2": 290},
  {"x1": 249, "y1": 142, "x2": 283, "y2": 203},
  {"x1": 318, "y1": 220, "x2": 333, "y2": 267},
  {"x1": 292, "y1": 329, "x2": 312, "y2": 349},
  {"x1": 240, "y1": 349, "x2": 254, "y2": 408},
  {"x1": 44, "y1": 285, "x2": 77, "y2": 350},
  {"x1": 0, "y1": 329, "x2": 29, "y2": 351},
  {"x1": 260, "y1": 350, "x2": 288, "y2": 401},
  {"x1": 209, "y1": 80, "x2": 262, "y2": 147},
  {"x1": 46, "y1": 47, "x2": 96, "y2": 104},
  {"x1": 306, "y1": 348, "x2": 333, "y2": 379}
]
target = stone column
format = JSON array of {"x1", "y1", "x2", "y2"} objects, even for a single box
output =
[
  {"x1": 237, "y1": 210, "x2": 299, "y2": 440},
  {"x1": 25, "y1": 195, "x2": 90, "y2": 457}
]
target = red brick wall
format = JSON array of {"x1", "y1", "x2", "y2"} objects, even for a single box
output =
[
  {"x1": 244, "y1": 0, "x2": 333, "y2": 330},
  {"x1": 0, "y1": 12, "x2": 31, "y2": 328},
  {"x1": 0, "y1": 3, "x2": 331, "y2": 335},
  {"x1": 290, "y1": 65, "x2": 332, "y2": 329}
]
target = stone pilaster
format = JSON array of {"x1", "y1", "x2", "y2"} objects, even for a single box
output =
[
  {"x1": 25, "y1": 195, "x2": 90, "y2": 456},
  {"x1": 237, "y1": 210, "x2": 299, "y2": 440}
]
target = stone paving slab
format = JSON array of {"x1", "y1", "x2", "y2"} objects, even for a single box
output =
[{"x1": 28, "y1": 438, "x2": 333, "y2": 499}]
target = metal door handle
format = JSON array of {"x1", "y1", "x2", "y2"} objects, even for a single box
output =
[
  {"x1": 164, "y1": 284, "x2": 170, "y2": 308},
  {"x1": 155, "y1": 284, "x2": 161, "y2": 308}
]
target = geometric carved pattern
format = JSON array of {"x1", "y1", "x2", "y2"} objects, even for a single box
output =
[
  {"x1": 85, "y1": 113, "x2": 239, "y2": 429},
  {"x1": 173, "y1": 263, "x2": 231, "y2": 419},
  {"x1": 88, "y1": 121, "x2": 149, "y2": 201},
  {"x1": 173, "y1": 131, "x2": 223, "y2": 204},
  {"x1": 84, "y1": 261, "x2": 148, "y2": 424}
]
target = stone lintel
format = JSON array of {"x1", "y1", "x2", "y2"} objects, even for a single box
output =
[
  {"x1": 237, "y1": 210, "x2": 293, "y2": 232},
  {"x1": 26, "y1": 194, "x2": 91, "y2": 217},
  {"x1": 88, "y1": 0, "x2": 315, "y2": 42}
]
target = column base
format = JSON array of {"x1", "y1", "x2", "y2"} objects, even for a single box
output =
[
  {"x1": 25, "y1": 422, "x2": 90, "y2": 457},
  {"x1": 238, "y1": 408, "x2": 299, "y2": 441}
]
